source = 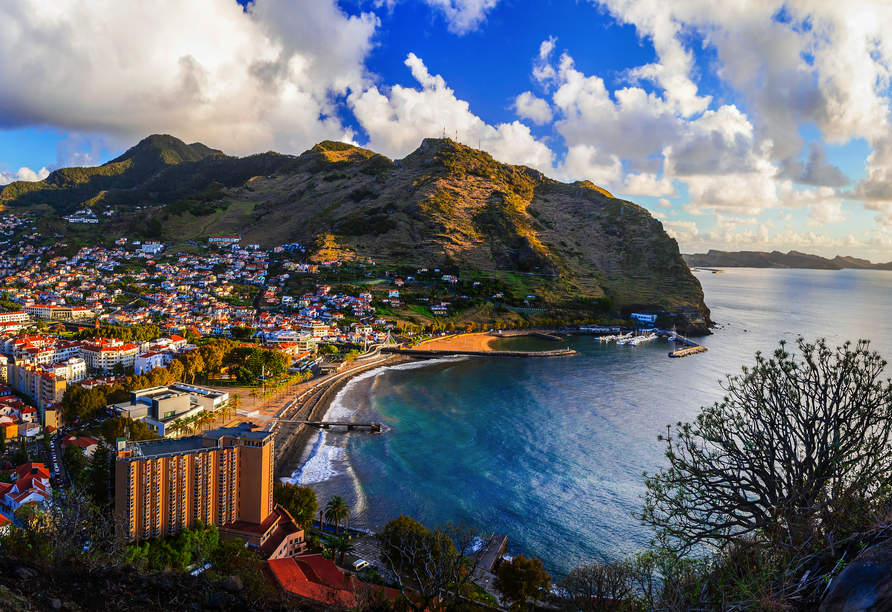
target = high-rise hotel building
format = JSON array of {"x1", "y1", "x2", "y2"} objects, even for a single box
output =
[{"x1": 114, "y1": 426, "x2": 304, "y2": 559}]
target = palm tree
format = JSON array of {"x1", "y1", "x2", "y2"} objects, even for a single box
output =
[
  {"x1": 230, "y1": 393, "x2": 242, "y2": 414},
  {"x1": 249, "y1": 387, "x2": 258, "y2": 406},
  {"x1": 167, "y1": 420, "x2": 184, "y2": 438},
  {"x1": 324, "y1": 497, "x2": 350, "y2": 535},
  {"x1": 330, "y1": 536, "x2": 354, "y2": 567}
]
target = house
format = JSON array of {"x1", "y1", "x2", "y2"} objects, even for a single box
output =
[
  {"x1": 0, "y1": 463, "x2": 51, "y2": 518},
  {"x1": 61, "y1": 434, "x2": 100, "y2": 457},
  {"x1": 267, "y1": 554, "x2": 403, "y2": 607}
]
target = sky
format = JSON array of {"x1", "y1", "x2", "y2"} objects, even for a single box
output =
[{"x1": 3, "y1": 1, "x2": 892, "y2": 259}]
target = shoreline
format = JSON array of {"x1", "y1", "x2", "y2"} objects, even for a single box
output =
[{"x1": 273, "y1": 354, "x2": 416, "y2": 481}]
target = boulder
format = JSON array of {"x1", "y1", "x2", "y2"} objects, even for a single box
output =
[{"x1": 821, "y1": 537, "x2": 892, "y2": 612}]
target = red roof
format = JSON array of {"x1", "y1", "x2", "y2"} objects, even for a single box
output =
[{"x1": 267, "y1": 558, "x2": 356, "y2": 607}]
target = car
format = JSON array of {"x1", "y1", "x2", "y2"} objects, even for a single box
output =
[{"x1": 352, "y1": 559, "x2": 370, "y2": 571}]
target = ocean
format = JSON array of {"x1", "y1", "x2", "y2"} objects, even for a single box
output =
[{"x1": 280, "y1": 268, "x2": 892, "y2": 577}]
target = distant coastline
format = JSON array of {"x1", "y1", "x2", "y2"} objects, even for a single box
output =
[{"x1": 683, "y1": 249, "x2": 892, "y2": 271}]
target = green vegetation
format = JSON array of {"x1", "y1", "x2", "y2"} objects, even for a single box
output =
[
  {"x1": 273, "y1": 482, "x2": 317, "y2": 529},
  {"x1": 494, "y1": 555, "x2": 552, "y2": 612}
]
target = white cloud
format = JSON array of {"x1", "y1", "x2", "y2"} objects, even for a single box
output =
[
  {"x1": 658, "y1": 198, "x2": 672, "y2": 208},
  {"x1": 513, "y1": 92, "x2": 553, "y2": 125},
  {"x1": 805, "y1": 201, "x2": 847, "y2": 227},
  {"x1": 0, "y1": 0, "x2": 379, "y2": 156},
  {"x1": 349, "y1": 54, "x2": 555, "y2": 170},
  {"x1": 422, "y1": 0, "x2": 499, "y2": 34},
  {"x1": 0, "y1": 166, "x2": 50, "y2": 186},
  {"x1": 532, "y1": 37, "x2": 559, "y2": 86},
  {"x1": 557, "y1": 144, "x2": 623, "y2": 186},
  {"x1": 619, "y1": 173, "x2": 676, "y2": 197}
]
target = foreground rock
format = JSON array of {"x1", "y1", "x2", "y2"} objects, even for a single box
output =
[
  {"x1": 0, "y1": 556, "x2": 322, "y2": 612},
  {"x1": 820, "y1": 537, "x2": 892, "y2": 612}
]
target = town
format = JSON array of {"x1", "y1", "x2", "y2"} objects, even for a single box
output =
[{"x1": 0, "y1": 215, "x2": 540, "y2": 609}]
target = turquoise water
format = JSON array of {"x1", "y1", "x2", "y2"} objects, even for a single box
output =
[{"x1": 283, "y1": 268, "x2": 892, "y2": 577}]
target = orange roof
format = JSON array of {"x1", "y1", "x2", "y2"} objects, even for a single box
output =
[{"x1": 267, "y1": 558, "x2": 356, "y2": 607}]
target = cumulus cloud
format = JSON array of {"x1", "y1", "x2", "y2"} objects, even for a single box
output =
[
  {"x1": 0, "y1": 166, "x2": 50, "y2": 186},
  {"x1": 805, "y1": 201, "x2": 848, "y2": 227},
  {"x1": 513, "y1": 92, "x2": 553, "y2": 125},
  {"x1": 0, "y1": 0, "x2": 378, "y2": 156},
  {"x1": 422, "y1": 0, "x2": 499, "y2": 34},
  {"x1": 658, "y1": 198, "x2": 672, "y2": 209},
  {"x1": 349, "y1": 54, "x2": 555, "y2": 170}
]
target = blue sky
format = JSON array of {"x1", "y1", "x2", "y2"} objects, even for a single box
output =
[{"x1": 3, "y1": 0, "x2": 892, "y2": 259}]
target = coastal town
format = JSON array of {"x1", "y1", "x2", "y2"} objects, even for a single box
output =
[{"x1": 0, "y1": 213, "x2": 598, "y2": 609}]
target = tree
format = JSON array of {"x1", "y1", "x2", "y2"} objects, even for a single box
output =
[
  {"x1": 63, "y1": 445, "x2": 89, "y2": 480},
  {"x1": 331, "y1": 535, "x2": 354, "y2": 567},
  {"x1": 274, "y1": 482, "x2": 318, "y2": 530},
  {"x1": 325, "y1": 496, "x2": 350, "y2": 534},
  {"x1": 494, "y1": 554, "x2": 551, "y2": 612},
  {"x1": 640, "y1": 338, "x2": 892, "y2": 553},
  {"x1": 378, "y1": 517, "x2": 495, "y2": 612},
  {"x1": 12, "y1": 436, "x2": 28, "y2": 466},
  {"x1": 99, "y1": 417, "x2": 157, "y2": 444},
  {"x1": 86, "y1": 445, "x2": 111, "y2": 508},
  {"x1": 559, "y1": 562, "x2": 634, "y2": 612}
]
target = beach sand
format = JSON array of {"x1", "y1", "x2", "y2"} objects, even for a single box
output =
[{"x1": 414, "y1": 333, "x2": 497, "y2": 352}]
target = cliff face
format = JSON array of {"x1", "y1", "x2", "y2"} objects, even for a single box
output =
[{"x1": 2, "y1": 135, "x2": 709, "y2": 317}]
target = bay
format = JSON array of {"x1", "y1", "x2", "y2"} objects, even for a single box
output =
[{"x1": 284, "y1": 268, "x2": 892, "y2": 577}]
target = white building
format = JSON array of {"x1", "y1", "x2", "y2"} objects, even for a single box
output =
[{"x1": 134, "y1": 351, "x2": 166, "y2": 375}]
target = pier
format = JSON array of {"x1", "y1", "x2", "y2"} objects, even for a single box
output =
[
  {"x1": 668, "y1": 334, "x2": 708, "y2": 358},
  {"x1": 277, "y1": 419, "x2": 382, "y2": 432}
]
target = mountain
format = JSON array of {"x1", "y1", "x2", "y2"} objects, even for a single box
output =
[
  {"x1": 1, "y1": 135, "x2": 710, "y2": 324},
  {"x1": 684, "y1": 249, "x2": 892, "y2": 270},
  {"x1": 0, "y1": 134, "x2": 288, "y2": 214}
]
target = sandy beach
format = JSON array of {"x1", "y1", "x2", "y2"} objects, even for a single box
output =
[
  {"x1": 413, "y1": 333, "x2": 498, "y2": 352},
  {"x1": 272, "y1": 354, "x2": 416, "y2": 480}
]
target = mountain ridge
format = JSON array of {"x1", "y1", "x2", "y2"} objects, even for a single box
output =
[
  {"x1": 684, "y1": 249, "x2": 892, "y2": 270},
  {"x1": 1, "y1": 134, "x2": 710, "y2": 325}
]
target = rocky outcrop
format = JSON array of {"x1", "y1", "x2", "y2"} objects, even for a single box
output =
[{"x1": 820, "y1": 537, "x2": 892, "y2": 612}]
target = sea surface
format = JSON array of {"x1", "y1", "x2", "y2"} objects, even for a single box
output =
[{"x1": 281, "y1": 268, "x2": 892, "y2": 577}]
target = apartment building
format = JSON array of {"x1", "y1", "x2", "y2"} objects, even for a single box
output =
[
  {"x1": 43, "y1": 357, "x2": 87, "y2": 383},
  {"x1": 0, "y1": 312, "x2": 29, "y2": 324},
  {"x1": 80, "y1": 339, "x2": 138, "y2": 371},
  {"x1": 7, "y1": 363, "x2": 66, "y2": 423},
  {"x1": 114, "y1": 427, "x2": 304, "y2": 559}
]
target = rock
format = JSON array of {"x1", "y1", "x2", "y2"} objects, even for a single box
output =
[
  {"x1": 205, "y1": 593, "x2": 225, "y2": 610},
  {"x1": 821, "y1": 537, "x2": 892, "y2": 612},
  {"x1": 13, "y1": 567, "x2": 35, "y2": 580},
  {"x1": 51, "y1": 598, "x2": 62, "y2": 610},
  {"x1": 220, "y1": 576, "x2": 243, "y2": 593}
]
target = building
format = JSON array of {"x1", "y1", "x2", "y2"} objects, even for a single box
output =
[
  {"x1": 114, "y1": 427, "x2": 304, "y2": 558},
  {"x1": 80, "y1": 339, "x2": 139, "y2": 371},
  {"x1": 134, "y1": 351, "x2": 166, "y2": 375},
  {"x1": 141, "y1": 242, "x2": 164, "y2": 254},
  {"x1": 7, "y1": 363, "x2": 66, "y2": 424},
  {"x1": 209, "y1": 236, "x2": 240, "y2": 245},
  {"x1": 43, "y1": 357, "x2": 87, "y2": 383},
  {"x1": 23, "y1": 305, "x2": 93, "y2": 320},
  {"x1": 631, "y1": 313, "x2": 658, "y2": 326},
  {"x1": 0, "y1": 312, "x2": 29, "y2": 324},
  {"x1": 112, "y1": 386, "x2": 203, "y2": 437},
  {"x1": 0, "y1": 463, "x2": 51, "y2": 520}
]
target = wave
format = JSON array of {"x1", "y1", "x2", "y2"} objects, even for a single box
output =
[{"x1": 285, "y1": 356, "x2": 469, "y2": 485}]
